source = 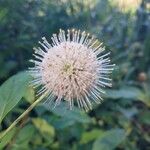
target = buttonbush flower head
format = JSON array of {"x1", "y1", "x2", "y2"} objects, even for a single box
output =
[{"x1": 29, "y1": 29, "x2": 115, "y2": 111}]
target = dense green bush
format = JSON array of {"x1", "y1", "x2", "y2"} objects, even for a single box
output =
[{"x1": 0, "y1": 0, "x2": 150, "y2": 149}]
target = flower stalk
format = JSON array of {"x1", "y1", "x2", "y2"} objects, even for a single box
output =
[{"x1": 0, "y1": 91, "x2": 48, "y2": 142}]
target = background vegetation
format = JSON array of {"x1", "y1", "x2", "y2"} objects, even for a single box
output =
[{"x1": 0, "y1": 0, "x2": 150, "y2": 149}]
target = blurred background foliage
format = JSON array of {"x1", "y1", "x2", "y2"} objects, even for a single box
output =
[{"x1": 0, "y1": 0, "x2": 150, "y2": 149}]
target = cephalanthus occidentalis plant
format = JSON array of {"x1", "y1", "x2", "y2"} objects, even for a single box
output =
[
  {"x1": 0, "y1": 29, "x2": 115, "y2": 142},
  {"x1": 29, "y1": 29, "x2": 115, "y2": 111}
]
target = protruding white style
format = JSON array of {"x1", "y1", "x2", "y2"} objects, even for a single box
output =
[{"x1": 29, "y1": 29, "x2": 115, "y2": 111}]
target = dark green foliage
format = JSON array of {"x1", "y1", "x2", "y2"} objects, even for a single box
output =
[{"x1": 0, "y1": 0, "x2": 150, "y2": 149}]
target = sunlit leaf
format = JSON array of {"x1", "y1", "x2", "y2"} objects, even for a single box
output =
[
  {"x1": 32, "y1": 118, "x2": 55, "y2": 137},
  {"x1": 23, "y1": 86, "x2": 35, "y2": 103},
  {"x1": 80, "y1": 129, "x2": 104, "y2": 144},
  {"x1": 139, "y1": 87, "x2": 150, "y2": 107},
  {"x1": 0, "y1": 128, "x2": 16, "y2": 150}
]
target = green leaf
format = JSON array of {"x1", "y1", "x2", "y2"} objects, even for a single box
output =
[
  {"x1": 15, "y1": 124, "x2": 36, "y2": 144},
  {"x1": 0, "y1": 128, "x2": 16, "y2": 150},
  {"x1": 32, "y1": 118, "x2": 55, "y2": 137},
  {"x1": 106, "y1": 86, "x2": 142, "y2": 100},
  {"x1": 52, "y1": 117, "x2": 75, "y2": 129},
  {"x1": 44, "y1": 102, "x2": 91, "y2": 124},
  {"x1": 23, "y1": 86, "x2": 35, "y2": 103},
  {"x1": 139, "y1": 111, "x2": 150, "y2": 125},
  {"x1": 12, "y1": 125, "x2": 36, "y2": 150},
  {"x1": 92, "y1": 129, "x2": 126, "y2": 150},
  {"x1": 80, "y1": 129, "x2": 104, "y2": 144},
  {"x1": 138, "y1": 86, "x2": 150, "y2": 107},
  {"x1": 118, "y1": 107, "x2": 138, "y2": 119},
  {"x1": 0, "y1": 72, "x2": 32, "y2": 123}
]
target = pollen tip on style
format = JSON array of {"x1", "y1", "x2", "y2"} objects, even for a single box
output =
[{"x1": 29, "y1": 29, "x2": 115, "y2": 111}]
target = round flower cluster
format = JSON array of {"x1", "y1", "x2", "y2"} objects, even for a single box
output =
[{"x1": 29, "y1": 29, "x2": 115, "y2": 111}]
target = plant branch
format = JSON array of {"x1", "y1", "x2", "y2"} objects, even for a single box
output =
[{"x1": 0, "y1": 91, "x2": 48, "y2": 142}]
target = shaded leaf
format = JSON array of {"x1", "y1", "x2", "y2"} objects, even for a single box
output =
[
  {"x1": 44, "y1": 102, "x2": 91, "y2": 124},
  {"x1": 118, "y1": 107, "x2": 138, "y2": 119},
  {"x1": 12, "y1": 124, "x2": 36, "y2": 150},
  {"x1": 139, "y1": 110, "x2": 150, "y2": 125},
  {"x1": 92, "y1": 128, "x2": 126, "y2": 150},
  {"x1": 52, "y1": 117, "x2": 75, "y2": 129},
  {"x1": 106, "y1": 86, "x2": 142, "y2": 100},
  {"x1": 15, "y1": 124, "x2": 36, "y2": 144}
]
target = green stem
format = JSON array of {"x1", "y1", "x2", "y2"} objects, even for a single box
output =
[{"x1": 0, "y1": 92, "x2": 48, "y2": 142}]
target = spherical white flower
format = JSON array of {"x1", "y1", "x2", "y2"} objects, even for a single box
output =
[{"x1": 29, "y1": 29, "x2": 115, "y2": 111}]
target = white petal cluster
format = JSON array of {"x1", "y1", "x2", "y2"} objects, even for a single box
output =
[{"x1": 29, "y1": 29, "x2": 115, "y2": 111}]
